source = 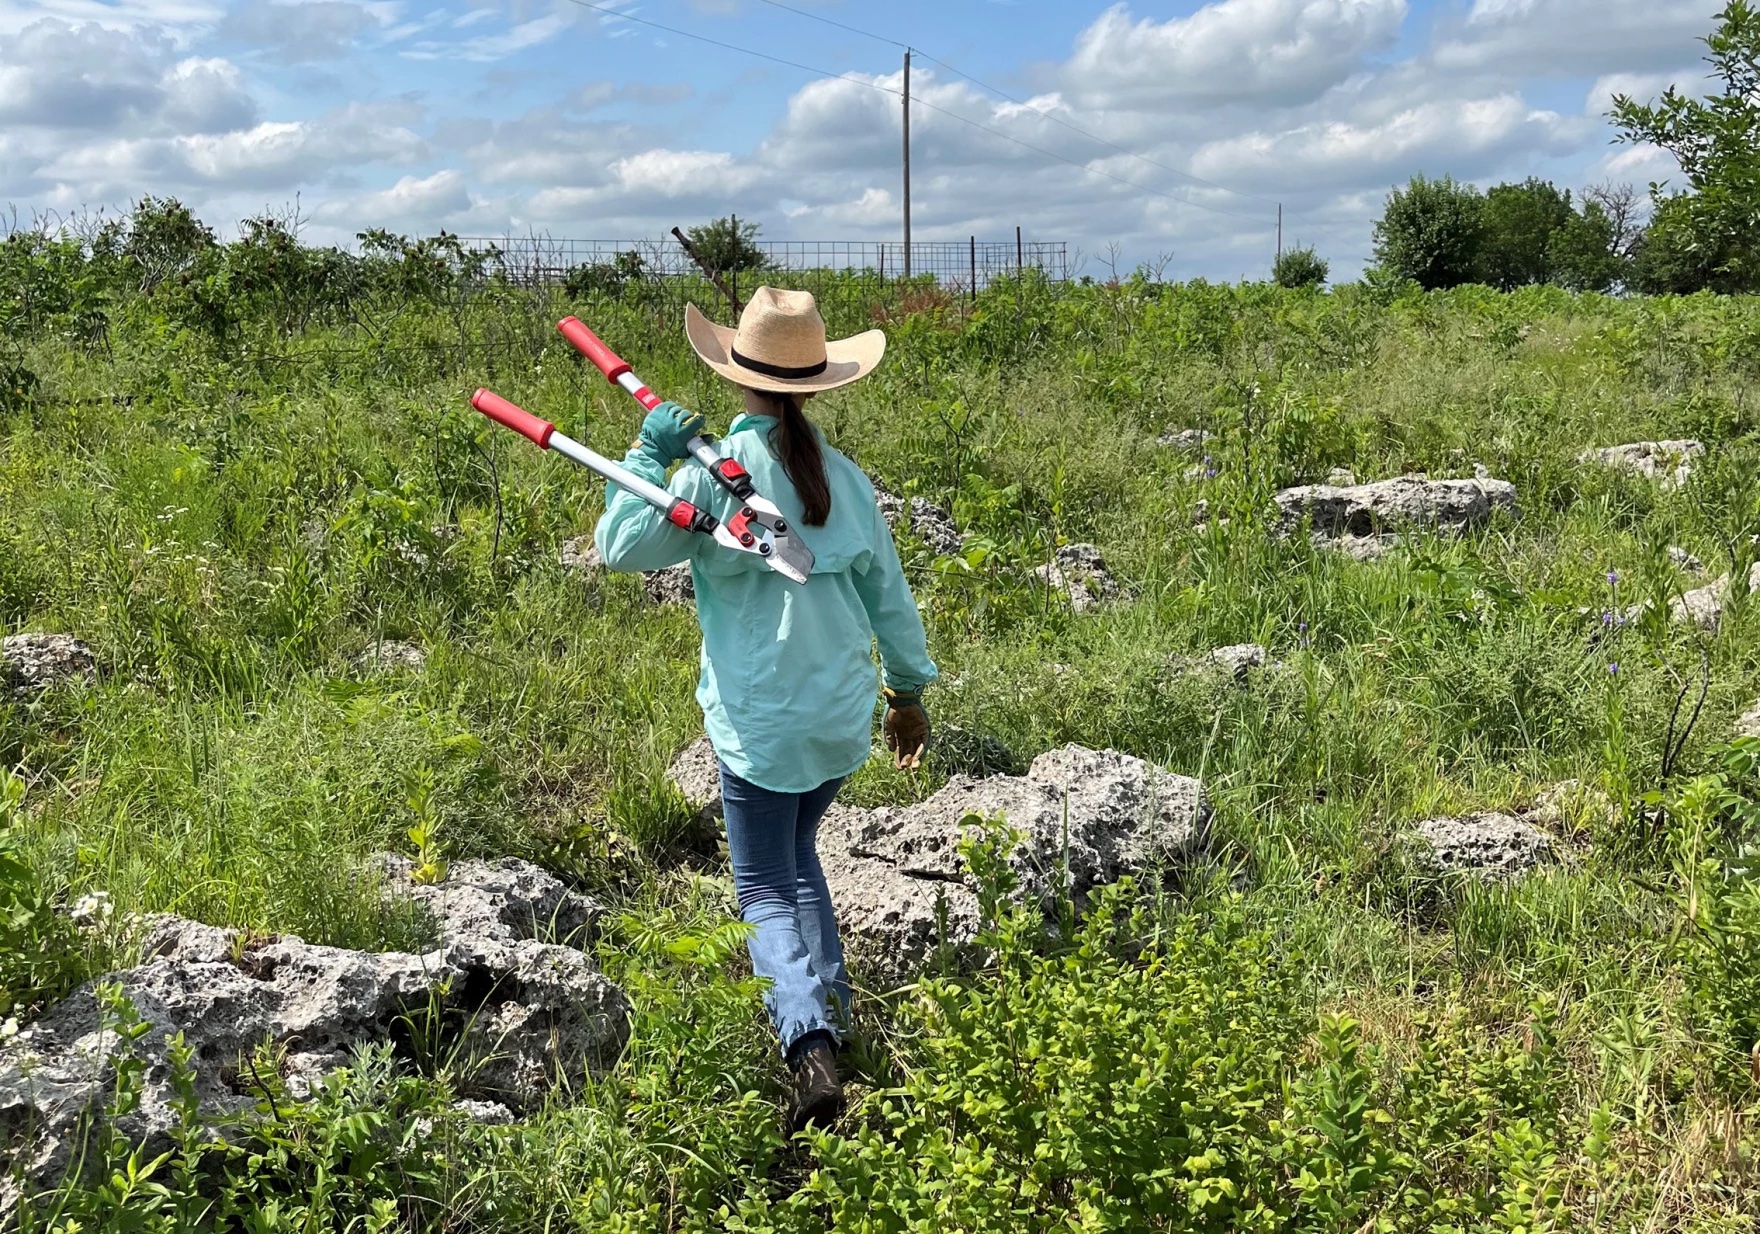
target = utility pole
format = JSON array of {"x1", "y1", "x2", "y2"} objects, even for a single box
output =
[
  {"x1": 902, "y1": 48, "x2": 912, "y2": 281},
  {"x1": 1275, "y1": 203, "x2": 1282, "y2": 265}
]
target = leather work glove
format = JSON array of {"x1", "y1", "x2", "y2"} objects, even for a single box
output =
[
  {"x1": 883, "y1": 688, "x2": 930, "y2": 770},
  {"x1": 631, "y1": 401, "x2": 706, "y2": 467}
]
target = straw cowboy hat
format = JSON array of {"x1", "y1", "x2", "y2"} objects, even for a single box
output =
[{"x1": 685, "y1": 286, "x2": 885, "y2": 394}]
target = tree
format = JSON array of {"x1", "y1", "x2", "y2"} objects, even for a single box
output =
[
  {"x1": 1478, "y1": 178, "x2": 1574, "y2": 289},
  {"x1": 1272, "y1": 244, "x2": 1329, "y2": 289},
  {"x1": 1628, "y1": 193, "x2": 1724, "y2": 293},
  {"x1": 685, "y1": 216, "x2": 768, "y2": 274},
  {"x1": 121, "y1": 196, "x2": 215, "y2": 293},
  {"x1": 1547, "y1": 201, "x2": 1626, "y2": 292},
  {"x1": 1583, "y1": 182, "x2": 1647, "y2": 261},
  {"x1": 1612, "y1": 0, "x2": 1760, "y2": 291},
  {"x1": 1371, "y1": 175, "x2": 1484, "y2": 289}
]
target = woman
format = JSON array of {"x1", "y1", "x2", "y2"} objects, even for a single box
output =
[{"x1": 595, "y1": 286, "x2": 936, "y2": 1132}]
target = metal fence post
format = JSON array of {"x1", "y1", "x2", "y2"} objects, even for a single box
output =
[{"x1": 969, "y1": 235, "x2": 976, "y2": 306}]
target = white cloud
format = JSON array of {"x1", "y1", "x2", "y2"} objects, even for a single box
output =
[
  {"x1": 1192, "y1": 94, "x2": 1584, "y2": 192},
  {"x1": 1435, "y1": 0, "x2": 1713, "y2": 75},
  {"x1": 1065, "y1": 0, "x2": 1408, "y2": 110},
  {"x1": 0, "y1": 20, "x2": 255, "y2": 132},
  {"x1": 406, "y1": 5, "x2": 579, "y2": 60},
  {"x1": 610, "y1": 149, "x2": 753, "y2": 197},
  {"x1": 31, "y1": 100, "x2": 424, "y2": 198},
  {"x1": 1583, "y1": 69, "x2": 1699, "y2": 118},
  {"x1": 312, "y1": 168, "x2": 472, "y2": 225},
  {"x1": 217, "y1": 0, "x2": 383, "y2": 62},
  {"x1": 0, "y1": 0, "x2": 224, "y2": 37}
]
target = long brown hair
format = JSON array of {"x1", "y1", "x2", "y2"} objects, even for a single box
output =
[{"x1": 756, "y1": 390, "x2": 831, "y2": 526}]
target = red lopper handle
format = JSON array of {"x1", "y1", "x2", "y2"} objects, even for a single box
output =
[
  {"x1": 471, "y1": 388, "x2": 555, "y2": 448},
  {"x1": 557, "y1": 317, "x2": 631, "y2": 383}
]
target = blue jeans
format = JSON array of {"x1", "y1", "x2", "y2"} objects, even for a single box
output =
[{"x1": 718, "y1": 760, "x2": 849, "y2": 1055}]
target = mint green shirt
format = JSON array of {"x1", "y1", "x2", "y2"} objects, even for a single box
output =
[{"x1": 594, "y1": 414, "x2": 938, "y2": 793}]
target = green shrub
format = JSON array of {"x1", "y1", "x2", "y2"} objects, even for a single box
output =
[{"x1": 0, "y1": 767, "x2": 87, "y2": 1017}]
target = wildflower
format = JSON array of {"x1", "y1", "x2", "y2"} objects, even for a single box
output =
[
  {"x1": 70, "y1": 890, "x2": 113, "y2": 927},
  {"x1": 1204, "y1": 468, "x2": 1219, "y2": 479},
  {"x1": 1607, "y1": 570, "x2": 1619, "y2": 586},
  {"x1": 1608, "y1": 662, "x2": 1620, "y2": 676}
]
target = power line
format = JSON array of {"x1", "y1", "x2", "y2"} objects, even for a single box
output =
[
  {"x1": 754, "y1": 0, "x2": 908, "y2": 51},
  {"x1": 755, "y1": 0, "x2": 1282, "y2": 211},
  {"x1": 558, "y1": 0, "x2": 1275, "y2": 225}
]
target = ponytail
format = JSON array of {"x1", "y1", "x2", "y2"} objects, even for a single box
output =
[{"x1": 761, "y1": 391, "x2": 832, "y2": 526}]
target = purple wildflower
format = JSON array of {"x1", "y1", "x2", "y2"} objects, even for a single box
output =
[
  {"x1": 1608, "y1": 661, "x2": 1620, "y2": 676},
  {"x1": 1607, "y1": 570, "x2": 1619, "y2": 586}
]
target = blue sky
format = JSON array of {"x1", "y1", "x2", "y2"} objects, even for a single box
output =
[{"x1": 0, "y1": 0, "x2": 1719, "y2": 279}]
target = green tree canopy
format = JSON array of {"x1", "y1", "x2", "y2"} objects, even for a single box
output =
[
  {"x1": 1547, "y1": 201, "x2": 1626, "y2": 292},
  {"x1": 686, "y1": 216, "x2": 769, "y2": 274},
  {"x1": 1272, "y1": 244, "x2": 1329, "y2": 289},
  {"x1": 1371, "y1": 175, "x2": 1484, "y2": 289},
  {"x1": 1613, "y1": 0, "x2": 1760, "y2": 291},
  {"x1": 1478, "y1": 178, "x2": 1575, "y2": 289}
]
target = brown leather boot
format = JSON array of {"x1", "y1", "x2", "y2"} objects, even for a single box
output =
[{"x1": 787, "y1": 1034, "x2": 844, "y2": 1134}]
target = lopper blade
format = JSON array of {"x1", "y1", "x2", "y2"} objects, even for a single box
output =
[{"x1": 762, "y1": 531, "x2": 813, "y2": 585}]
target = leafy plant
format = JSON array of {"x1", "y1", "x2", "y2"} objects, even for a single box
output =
[
  {"x1": 1614, "y1": 0, "x2": 1760, "y2": 291},
  {"x1": 0, "y1": 766, "x2": 86, "y2": 1017}
]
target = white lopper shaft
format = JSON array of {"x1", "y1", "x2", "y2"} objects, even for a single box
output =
[{"x1": 548, "y1": 430, "x2": 677, "y2": 513}]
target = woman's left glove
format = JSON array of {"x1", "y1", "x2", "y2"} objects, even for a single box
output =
[
  {"x1": 632, "y1": 401, "x2": 706, "y2": 467},
  {"x1": 883, "y1": 688, "x2": 930, "y2": 770}
]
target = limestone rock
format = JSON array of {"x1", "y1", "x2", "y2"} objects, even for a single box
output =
[
  {"x1": 1523, "y1": 780, "x2": 1617, "y2": 833},
  {"x1": 1668, "y1": 546, "x2": 1705, "y2": 575},
  {"x1": 1157, "y1": 428, "x2": 1213, "y2": 452},
  {"x1": 559, "y1": 536, "x2": 601, "y2": 574},
  {"x1": 1034, "y1": 544, "x2": 1124, "y2": 612},
  {"x1": 1670, "y1": 562, "x2": 1760, "y2": 631},
  {"x1": 353, "y1": 640, "x2": 427, "y2": 674},
  {"x1": 667, "y1": 737, "x2": 723, "y2": 824},
  {"x1": 1331, "y1": 533, "x2": 1399, "y2": 561},
  {"x1": 1737, "y1": 701, "x2": 1760, "y2": 740},
  {"x1": 559, "y1": 537, "x2": 692, "y2": 605},
  {"x1": 0, "y1": 860, "x2": 627, "y2": 1203},
  {"x1": 875, "y1": 488, "x2": 967, "y2": 557},
  {"x1": 1414, "y1": 812, "x2": 1555, "y2": 882},
  {"x1": 1580, "y1": 440, "x2": 1704, "y2": 489},
  {"x1": 1208, "y1": 643, "x2": 1269, "y2": 681},
  {"x1": 380, "y1": 854, "x2": 603, "y2": 951},
  {"x1": 1275, "y1": 475, "x2": 1517, "y2": 555},
  {"x1": 820, "y1": 745, "x2": 1209, "y2": 979},
  {"x1": 643, "y1": 563, "x2": 695, "y2": 606},
  {"x1": 1, "y1": 635, "x2": 96, "y2": 697}
]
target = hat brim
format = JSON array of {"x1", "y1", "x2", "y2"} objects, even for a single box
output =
[{"x1": 684, "y1": 302, "x2": 885, "y2": 394}]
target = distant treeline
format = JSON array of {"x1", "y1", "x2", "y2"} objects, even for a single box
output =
[{"x1": 1360, "y1": 0, "x2": 1760, "y2": 296}]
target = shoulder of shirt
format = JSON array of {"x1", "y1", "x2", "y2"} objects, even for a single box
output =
[{"x1": 821, "y1": 443, "x2": 876, "y2": 494}]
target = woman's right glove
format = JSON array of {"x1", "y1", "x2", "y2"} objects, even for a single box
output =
[
  {"x1": 630, "y1": 401, "x2": 706, "y2": 468},
  {"x1": 883, "y1": 688, "x2": 930, "y2": 770}
]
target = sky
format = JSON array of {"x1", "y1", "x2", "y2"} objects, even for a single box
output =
[{"x1": 0, "y1": 0, "x2": 1720, "y2": 280}]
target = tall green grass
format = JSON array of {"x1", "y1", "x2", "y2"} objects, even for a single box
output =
[{"x1": 4, "y1": 245, "x2": 1760, "y2": 1227}]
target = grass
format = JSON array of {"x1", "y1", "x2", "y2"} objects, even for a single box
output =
[{"x1": 3, "y1": 227, "x2": 1760, "y2": 1228}]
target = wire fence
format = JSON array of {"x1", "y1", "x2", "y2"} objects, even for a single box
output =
[{"x1": 445, "y1": 235, "x2": 1071, "y2": 293}]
